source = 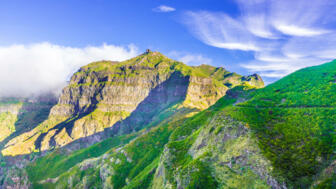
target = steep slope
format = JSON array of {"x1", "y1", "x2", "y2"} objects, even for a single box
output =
[
  {"x1": 152, "y1": 88, "x2": 285, "y2": 189},
  {"x1": 1, "y1": 50, "x2": 263, "y2": 156},
  {"x1": 223, "y1": 60, "x2": 336, "y2": 188}
]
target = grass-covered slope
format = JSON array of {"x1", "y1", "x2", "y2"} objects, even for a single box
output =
[
  {"x1": 223, "y1": 60, "x2": 336, "y2": 188},
  {"x1": 152, "y1": 89, "x2": 284, "y2": 189}
]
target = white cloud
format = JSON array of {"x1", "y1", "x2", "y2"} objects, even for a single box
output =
[
  {"x1": 243, "y1": 15, "x2": 277, "y2": 39},
  {"x1": 182, "y1": 0, "x2": 336, "y2": 80},
  {"x1": 0, "y1": 42, "x2": 138, "y2": 97},
  {"x1": 274, "y1": 24, "x2": 330, "y2": 37},
  {"x1": 153, "y1": 5, "x2": 176, "y2": 13},
  {"x1": 168, "y1": 51, "x2": 212, "y2": 66},
  {"x1": 184, "y1": 11, "x2": 262, "y2": 51}
]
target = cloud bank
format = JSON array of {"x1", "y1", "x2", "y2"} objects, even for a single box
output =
[
  {"x1": 183, "y1": 0, "x2": 336, "y2": 79},
  {"x1": 0, "y1": 42, "x2": 138, "y2": 97}
]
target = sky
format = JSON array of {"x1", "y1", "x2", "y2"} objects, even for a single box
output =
[{"x1": 1, "y1": 0, "x2": 336, "y2": 97}]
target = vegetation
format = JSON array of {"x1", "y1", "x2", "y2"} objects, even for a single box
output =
[{"x1": 26, "y1": 133, "x2": 137, "y2": 184}]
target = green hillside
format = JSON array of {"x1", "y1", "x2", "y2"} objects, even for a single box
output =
[{"x1": 225, "y1": 60, "x2": 336, "y2": 188}]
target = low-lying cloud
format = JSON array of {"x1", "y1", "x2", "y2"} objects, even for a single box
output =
[{"x1": 0, "y1": 42, "x2": 138, "y2": 97}]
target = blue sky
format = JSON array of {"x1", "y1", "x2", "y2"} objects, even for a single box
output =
[{"x1": 0, "y1": 0, "x2": 336, "y2": 96}]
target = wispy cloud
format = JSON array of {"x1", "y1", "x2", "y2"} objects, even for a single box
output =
[
  {"x1": 153, "y1": 5, "x2": 176, "y2": 13},
  {"x1": 168, "y1": 51, "x2": 212, "y2": 66},
  {"x1": 184, "y1": 11, "x2": 262, "y2": 51},
  {"x1": 183, "y1": 0, "x2": 336, "y2": 80},
  {"x1": 0, "y1": 42, "x2": 138, "y2": 97},
  {"x1": 274, "y1": 24, "x2": 330, "y2": 37}
]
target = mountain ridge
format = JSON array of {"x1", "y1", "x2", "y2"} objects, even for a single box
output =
[{"x1": 1, "y1": 50, "x2": 263, "y2": 157}]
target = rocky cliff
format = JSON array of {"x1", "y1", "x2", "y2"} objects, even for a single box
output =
[{"x1": 1, "y1": 50, "x2": 264, "y2": 156}]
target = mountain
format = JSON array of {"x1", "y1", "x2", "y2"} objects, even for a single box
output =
[
  {"x1": 2, "y1": 51, "x2": 335, "y2": 189},
  {"x1": 0, "y1": 51, "x2": 264, "y2": 188},
  {"x1": 1, "y1": 50, "x2": 262, "y2": 157}
]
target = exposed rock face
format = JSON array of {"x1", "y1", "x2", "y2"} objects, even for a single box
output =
[
  {"x1": 2, "y1": 51, "x2": 264, "y2": 156},
  {"x1": 242, "y1": 73, "x2": 264, "y2": 88}
]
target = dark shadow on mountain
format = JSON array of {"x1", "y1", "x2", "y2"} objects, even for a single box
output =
[
  {"x1": 34, "y1": 71, "x2": 191, "y2": 152},
  {"x1": 110, "y1": 71, "x2": 190, "y2": 135},
  {"x1": 34, "y1": 83, "x2": 107, "y2": 150},
  {"x1": 0, "y1": 99, "x2": 56, "y2": 149}
]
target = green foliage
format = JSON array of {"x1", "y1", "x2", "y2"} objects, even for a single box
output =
[
  {"x1": 184, "y1": 159, "x2": 219, "y2": 189},
  {"x1": 314, "y1": 174, "x2": 336, "y2": 189},
  {"x1": 241, "y1": 60, "x2": 336, "y2": 107},
  {"x1": 26, "y1": 133, "x2": 136, "y2": 184}
]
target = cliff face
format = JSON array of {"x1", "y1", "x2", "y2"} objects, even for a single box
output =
[{"x1": 1, "y1": 51, "x2": 264, "y2": 156}]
